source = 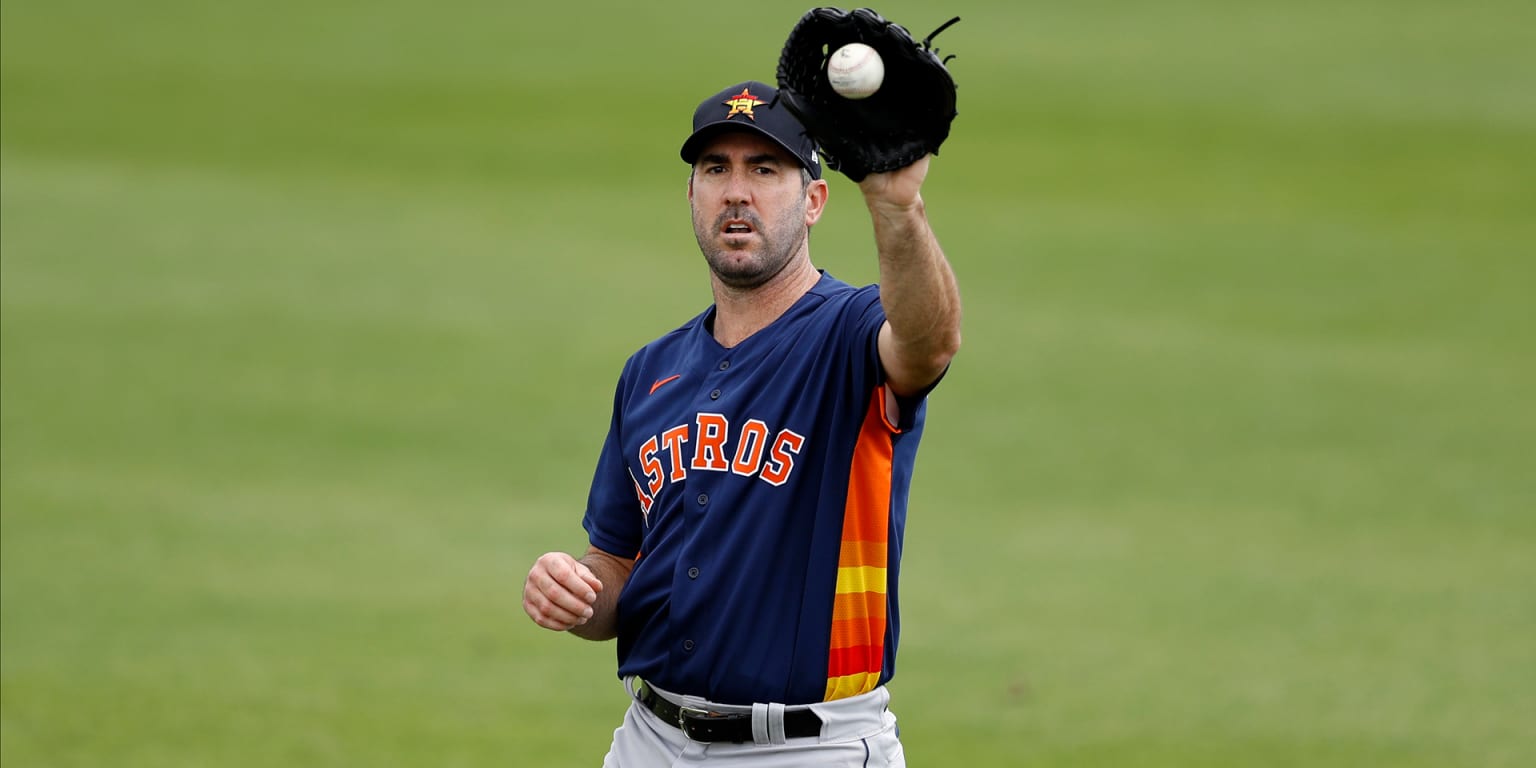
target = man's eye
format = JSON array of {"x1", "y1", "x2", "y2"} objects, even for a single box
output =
[{"x1": 753, "y1": 166, "x2": 776, "y2": 175}]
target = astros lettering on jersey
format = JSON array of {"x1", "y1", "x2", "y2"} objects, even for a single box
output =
[{"x1": 583, "y1": 272, "x2": 938, "y2": 706}]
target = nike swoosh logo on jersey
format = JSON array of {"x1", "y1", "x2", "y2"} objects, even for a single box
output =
[{"x1": 649, "y1": 374, "x2": 682, "y2": 395}]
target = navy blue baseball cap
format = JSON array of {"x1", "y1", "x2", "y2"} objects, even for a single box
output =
[{"x1": 680, "y1": 81, "x2": 822, "y2": 180}]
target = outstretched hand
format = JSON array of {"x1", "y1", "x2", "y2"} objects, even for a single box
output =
[{"x1": 857, "y1": 154, "x2": 931, "y2": 213}]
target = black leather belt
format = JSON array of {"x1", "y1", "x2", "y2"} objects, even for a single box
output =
[{"x1": 636, "y1": 681, "x2": 823, "y2": 743}]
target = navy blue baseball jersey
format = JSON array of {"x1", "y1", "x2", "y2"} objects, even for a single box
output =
[{"x1": 581, "y1": 271, "x2": 936, "y2": 706}]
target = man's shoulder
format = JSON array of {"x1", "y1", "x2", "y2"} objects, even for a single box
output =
[
  {"x1": 621, "y1": 306, "x2": 711, "y2": 367},
  {"x1": 800, "y1": 272, "x2": 884, "y2": 326},
  {"x1": 808, "y1": 271, "x2": 877, "y2": 300}
]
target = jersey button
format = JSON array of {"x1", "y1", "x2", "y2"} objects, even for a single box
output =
[
  {"x1": 718, "y1": 360, "x2": 730, "y2": 371},
  {"x1": 697, "y1": 493, "x2": 708, "y2": 506},
  {"x1": 688, "y1": 567, "x2": 700, "y2": 579},
  {"x1": 709, "y1": 389, "x2": 721, "y2": 400},
  {"x1": 682, "y1": 639, "x2": 696, "y2": 652}
]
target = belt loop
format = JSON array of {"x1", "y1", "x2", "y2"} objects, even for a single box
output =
[
  {"x1": 751, "y1": 702, "x2": 770, "y2": 745},
  {"x1": 767, "y1": 702, "x2": 787, "y2": 745}
]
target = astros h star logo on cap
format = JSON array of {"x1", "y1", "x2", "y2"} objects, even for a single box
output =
[{"x1": 722, "y1": 87, "x2": 766, "y2": 120}]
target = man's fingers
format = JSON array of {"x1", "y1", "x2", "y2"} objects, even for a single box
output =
[
  {"x1": 573, "y1": 561, "x2": 605, "y2": 595},
  {"x1": 552, "y1": 558, "x2": 600, "y2": 604},
  {"x1": 541, "y1": 571, "x2": 596, "y2": 619},
  {"x1": 523, "y1": 586, "x2": 587, "y2": 630},
  {"x1": 524, "y1": 552, "x2": 600, "y2": 632},
  {"x1": 546, "y1": 556, "x2": 599, "y2": 608},
  {"x1": 523, "y1": 573, "x2": 588, "y2": 629}
]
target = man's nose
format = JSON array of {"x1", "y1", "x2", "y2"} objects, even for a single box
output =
[{"x1": 722, "y1": 171, "x2": 752, "y2": 205}]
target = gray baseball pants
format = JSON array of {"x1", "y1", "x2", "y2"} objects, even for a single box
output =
[{"x1": 601, "y1": 677, "x2": 906, "y2": 767}]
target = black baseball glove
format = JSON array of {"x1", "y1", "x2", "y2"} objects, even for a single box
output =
[{"x1": 775, "y1": 7, "x2": 960, "y2": 182}]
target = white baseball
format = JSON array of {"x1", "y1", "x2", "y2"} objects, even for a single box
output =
[{"x1": 827, "y1": 43, "x2": 884, "y2": 100}]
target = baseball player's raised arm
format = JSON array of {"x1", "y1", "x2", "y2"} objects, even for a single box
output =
[
  {"x1": 523, "y1": 545, "x2": 636, "y2": 641},
  {"x1": 860, "y1": 155, "x2": 962, "y2": 398}
]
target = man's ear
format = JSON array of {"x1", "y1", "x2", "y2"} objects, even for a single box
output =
[{"x1": 804, "y1": 178, "x2": 829, "y2": 227}]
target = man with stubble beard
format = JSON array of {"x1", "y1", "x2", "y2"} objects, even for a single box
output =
[{"x1": 523, "y1": 80, "x2": 962, "y2": 767}]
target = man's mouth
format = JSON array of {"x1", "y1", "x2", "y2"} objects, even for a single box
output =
[{"x1": 722, "y1": 219, "x2": 755, "y2": 236}]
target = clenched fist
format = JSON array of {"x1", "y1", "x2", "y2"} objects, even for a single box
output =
[{"x1": 523, "y1": 551, "x2": 605, "y2": 631}]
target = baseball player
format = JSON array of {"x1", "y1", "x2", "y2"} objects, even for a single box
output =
[{"x1": 522, "y1": 75, "x2": 961, "y2": 766}]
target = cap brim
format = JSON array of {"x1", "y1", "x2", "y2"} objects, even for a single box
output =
[{"x1": 680, "y1": 122, "x2": 819, "y2": 178}]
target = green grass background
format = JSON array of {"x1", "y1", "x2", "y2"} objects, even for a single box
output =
[{"x1": 4, "y1": 0, "x2": 1533, "y2": 765}]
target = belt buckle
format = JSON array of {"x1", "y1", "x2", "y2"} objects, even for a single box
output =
[
  {"x1": 676, "y1": 705, "x2": 711, "y2": 739},
  {"x1": 678, "y1": 703, "x2": 737, "y2": 740}
]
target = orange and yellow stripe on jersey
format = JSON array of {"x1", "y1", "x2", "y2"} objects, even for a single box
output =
[{"x1": 824, "y1": 387, "x2": 897, "y2": 701}]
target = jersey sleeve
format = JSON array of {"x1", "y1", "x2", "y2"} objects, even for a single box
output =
[
  {"x1": 850, "y1": 284, "x2": 945, "y2": 432},
  {"x1": 581, "y1": 369, "x2": 643, "y2": 558},
  {"x1": 849, "y1": 286, "x2": 888, "y2": 378}
]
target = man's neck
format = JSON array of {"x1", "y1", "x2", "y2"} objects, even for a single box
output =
[{"x1": 709, "y1": 257, "x2": 821, "y2": 349}]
